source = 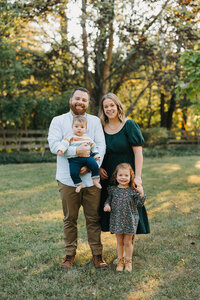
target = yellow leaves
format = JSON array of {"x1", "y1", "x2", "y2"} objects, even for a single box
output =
[
  {"x1": 147, "y1": 210, "x2": 154, "y2": 216},
  {"x1": 30, "y1": 75, "x2": 35, "y2": 84},
  {"x1": 161, "y1": 67, "x2": 166, "y2": 71},
  {"x1": 194, "y1": 44, "x2": 199, "y2": 51}
]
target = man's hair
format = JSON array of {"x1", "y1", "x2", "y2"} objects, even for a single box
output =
[
  {"x1": 71, "y1": 87, "x2": 90, "y2": 99},
  {"x1": 72, "y1": 115, "x2": 87, "y2": 127}
]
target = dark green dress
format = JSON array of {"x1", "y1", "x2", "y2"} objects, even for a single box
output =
[{"x1": 100, "y1": 120, "x2": 150, "y2": 234}]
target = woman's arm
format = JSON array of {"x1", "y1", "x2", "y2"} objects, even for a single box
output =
[{"x1": 132, "y1": 146, "x2": 143, "y2": 186}]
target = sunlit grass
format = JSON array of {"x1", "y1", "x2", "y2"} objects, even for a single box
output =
[{"x1": 0, "y1": 157, "x2": 199, "y2": 299}]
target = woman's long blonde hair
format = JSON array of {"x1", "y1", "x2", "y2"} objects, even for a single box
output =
[
  {"x1": 98, "y1": 93, "x2": 125, "y2": 126},
  {"x1": 112, "y1": 163, "x2": 135, "y2": 188}
]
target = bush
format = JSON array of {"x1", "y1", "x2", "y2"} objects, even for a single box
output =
[
  {"x1": 142, "y1": 127, "x2": 169, "y2": 147},
  {"x1": 0, "y1": 151, "x2": 56, "y2": 164},
  {"x1": 143, "y1": 145, "x2": 200, "y2": 157}
]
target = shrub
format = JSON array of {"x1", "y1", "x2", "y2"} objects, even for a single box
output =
[
  {"x1": 142, "y1": 127, "x2": 169, "y2": 147},
  {"x1": 143, "y1": 145, "x2": 200, "y2": 157},
  {"x1": 0, "y1": 151, "x2": 56, "y2": 164}
]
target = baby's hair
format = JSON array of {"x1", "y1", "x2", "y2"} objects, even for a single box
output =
[
  {"x1": 72, "y1": 115, "x2": 87, "y2": 127},
  {"x1": 112, "y1": 163, "x2": 135, "y2": 187}
]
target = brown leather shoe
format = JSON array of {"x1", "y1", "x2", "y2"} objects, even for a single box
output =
[
  {"x1": 60, "y1": 255, "x2": 75, "y2": 269},
  {"x1": 93, "y1": 254, "x2": 107, "y2": 269}
]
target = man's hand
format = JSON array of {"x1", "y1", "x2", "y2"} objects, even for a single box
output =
[
  {"x1": 76, "y1": 143, "x2": 90, "y2": 157},
  {"x1": 100, "y1": 168, "x2": 108, "y2": 180},
  {"x1": 80, "y1": 166, "x2": 89, "y2": 175},
  {"x1": 104, "y1": 204, "x2": 111, "y2": 212}
]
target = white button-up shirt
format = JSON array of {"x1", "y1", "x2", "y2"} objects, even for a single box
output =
[{"x1": 48, "y1": 111, "x2": 106, "y2": 187}]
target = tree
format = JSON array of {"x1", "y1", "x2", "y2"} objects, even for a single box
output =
[
  {"x1": 1, "y1": 0, "x2": 199, "y2": 131},
  {"x1": 80, "y1": 0, "x2": 169, "y2": 114},
  {"x1": 0, "y1": 1, "x2": 32, "y2": 128}
]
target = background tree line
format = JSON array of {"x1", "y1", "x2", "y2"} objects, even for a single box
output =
[{"x1": 0, "y1": 0, "x2": 199, "y2": 131}]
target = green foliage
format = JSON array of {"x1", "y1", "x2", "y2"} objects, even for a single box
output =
[
  {"x1": 0, "y1": 151, "x2": 56, "y2": 164},
  {"x1": 0, "y1": 2, "x2": 32, "y2": 126},
  {"x1": 143, "y1": 145, "x2": 200, "y2": 157},
  {"x1": 1, "y1": 145, "x2": 199, "y2": 164},
  {"x1": 176, "y1": 44, "x2": 200, "y2": 117},
  {"x1": 142, "y1": 127, "x2": 169, "y2": 147},
  {"x1": 25, "y1": 94, "x2": 70, "y2": 129},
  {"x1": 0, "y1": 0, "x2": 199, "y2": 130}
]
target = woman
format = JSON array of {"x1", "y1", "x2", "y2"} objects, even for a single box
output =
[{"x1": 99, "y1": 93, "x2": 150, "y2": 237}]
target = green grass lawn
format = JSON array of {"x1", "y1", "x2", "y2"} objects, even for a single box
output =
[{"x1": 0, "y1": 156, "x2": 200, "y2": 300}]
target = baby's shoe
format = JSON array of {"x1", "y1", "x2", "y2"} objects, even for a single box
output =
[
  {"x1": 116, "y1": 257, "x2": 124, "y2": 272},
  {"x1": 125, "y1": 258, "x2": 132, "y2": 272}
]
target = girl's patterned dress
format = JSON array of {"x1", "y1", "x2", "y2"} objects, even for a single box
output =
[{"x1": 105, "y1": 186, "x2": 146, "y2": 235}]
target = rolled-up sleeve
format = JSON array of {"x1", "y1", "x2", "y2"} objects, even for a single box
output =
[{"x1": 94, "y1": 118, "x2": 106, "y2": 166}]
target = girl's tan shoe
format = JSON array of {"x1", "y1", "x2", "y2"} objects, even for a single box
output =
[
  {"x1": 116, "y1": 257, "x2": 124, "y2": 272},
  {"x1": 125, "y1": 258, "x2": 132, "y2": 272}
]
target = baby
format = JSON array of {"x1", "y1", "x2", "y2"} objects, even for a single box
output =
[{"x1": 57, "y1": 115, "x2": 102, "y2": 193}]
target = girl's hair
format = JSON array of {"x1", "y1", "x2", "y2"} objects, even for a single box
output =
[
  {"x1": 98, "y1": 93, "x2": 125, "y2": 126},
  {"x1": 72, "y1": 115, "x2": 87, "y2": 127},
  {"x1": 112, "y1": 163, "x2": 135, "y2": 187}
]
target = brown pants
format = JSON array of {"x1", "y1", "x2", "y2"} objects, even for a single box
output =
[{"x1": 58, "y1": 182, "x2": 103, "y2": 256}]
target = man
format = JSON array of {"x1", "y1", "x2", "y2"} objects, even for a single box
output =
[{"x1": 48, "y1": 87, "x2": 107, "y2": 269}]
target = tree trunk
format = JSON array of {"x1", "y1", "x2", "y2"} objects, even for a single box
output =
[
  {"x1": 160, "y1": 92, "x2": 166, "y2": 127},
  {"x1": 101, "y1": 2, "x2": 114, "y2": 96},
  {"x1": 166, "y1": 92, "x2": 176, "y2": 130},
  {"x1": 147, "y1": 86, "x2": 152, "y2": 128},
  {"x1": 81, "y1": 0, "x2": 92, "y2": 94}
]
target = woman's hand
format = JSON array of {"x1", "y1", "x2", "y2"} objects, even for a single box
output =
[
  {"x1": 136, "y1": 185, "x2": 144, "y2": 197},
  {"x1": 100, "y1": 168, "x2": 108, "y2": 180},
  {"x1": 104, "y1": 204, "x2": 111, "y2": 212},
  {"x1": 134, "y1": 176, "x2": 142, "y2": 187}
]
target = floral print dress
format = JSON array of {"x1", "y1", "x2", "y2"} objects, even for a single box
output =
[{"x1": 105, "y1": 186, "x2": 146, "y2": 235}]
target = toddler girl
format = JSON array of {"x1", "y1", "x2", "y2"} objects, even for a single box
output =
[{"x1": 104, "y1": 163, "x2": 146, "y2": 272}]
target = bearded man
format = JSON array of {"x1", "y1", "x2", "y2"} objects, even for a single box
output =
[{"x1": 48, "y1": 87, "x2": 107, "y2": 269}]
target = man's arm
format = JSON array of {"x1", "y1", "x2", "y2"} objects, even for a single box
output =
[{"x1": 48, "y1": 117, "x2": 63, "y2": 154}]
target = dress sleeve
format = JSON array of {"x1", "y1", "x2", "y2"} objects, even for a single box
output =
[
  {"x1": 132, "y1": 191, "x2": 146, "y2": 207},
  {"x1": 125, "y1": 120, "x2": 144, "y2": 146}
]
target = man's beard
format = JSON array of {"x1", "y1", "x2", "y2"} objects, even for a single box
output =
[{"x1": 70, "y1": 103, "x2": 87, "y2": 115}]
